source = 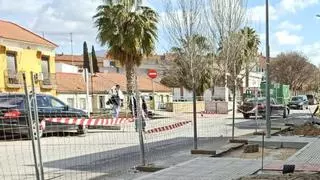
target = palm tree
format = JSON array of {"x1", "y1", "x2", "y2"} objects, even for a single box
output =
[
  {"x1": 240, "y1": 27, "x2": 260, "y2": 88},
  {"x1": 93, "y1": 0, "x2": 158, "y2": 94}
]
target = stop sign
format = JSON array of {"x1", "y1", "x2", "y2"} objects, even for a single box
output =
[{"x1": 147, "y1": 69, "x2": 157, "y2": 79}]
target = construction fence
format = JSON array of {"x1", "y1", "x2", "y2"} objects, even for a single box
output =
[{"x1": 0, "y1": 72, "x2": 258, "y2": 180}]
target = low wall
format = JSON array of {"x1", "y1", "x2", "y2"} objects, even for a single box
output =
[
  {"x1": 166, "y1": 101, "x2": 205, "y2": 112},
  {"x1": 205, "y1": 101, "x2": 229, "y2": 114}
]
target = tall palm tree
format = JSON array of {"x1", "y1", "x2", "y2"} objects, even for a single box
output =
[
  {"x1": 94, "y1": 0, "x2": 158, "y2": 94},
  {"x1": 240, "y1": 27, "x2": 260, "y2": 88}
]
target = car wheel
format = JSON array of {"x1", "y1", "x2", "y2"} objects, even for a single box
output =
[
  {"x1": 77, "y1": 125, "x2": 88, "y2": 135},
  {"x1": 300, "y1": 105, "x2": 304, "y2": 110},
  {"x1": 243, "y1": 114, "x2": 250, "y2": 119}
]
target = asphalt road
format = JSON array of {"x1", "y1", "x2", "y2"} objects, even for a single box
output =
[
  {"x1": 0, "y1": 110, "x2": 300, "y2": 180},
  {"x1": 233, "y1": 106, "x2": 317, "y2": 130}
]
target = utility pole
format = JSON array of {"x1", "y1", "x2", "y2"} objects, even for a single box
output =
[
  {"x1": 89, "y1": 53, "x2": 94, "y2": 112},
  {"x1": 70, "y1": 32, "x2": 74, "y2": 66},
  {"x1": 84, "y1": 68, "x2": 90, "y2": 116},
  {"x1": 265, "y1": 0, "x2": 271, "y2": 138}
]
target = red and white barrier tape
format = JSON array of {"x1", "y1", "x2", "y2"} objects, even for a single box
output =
[
  {"x1": 44, "y1": 117, "x2": 134, "y2": 126},
  {"x1": 146, "y1": 120, "x2": 191, "y2": 134}
]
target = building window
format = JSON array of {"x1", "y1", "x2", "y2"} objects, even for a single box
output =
[
  {"x1": 41, "y1": 56, "x2": 50, "y2": 75},
  {"x1": 160, "y1": 95, "x2": 164, "y2": 103},
  {"x1": 166, "y1": 95, "x2": 170, "y2": 102},
  {"x1": 80, "y1": 98, "x2": 86, "y2": 110},
  {"x1": 67, "y1": 98, "x2": 74, "y2": 107},
  {"x1": 6, "y1": 52, "x2": 19, "y2": 84},
  {"x1": 99, "y1": 96, "x2": 105, "y2": 109},
  {"x1": 6, "y1": 52, "x2": 18, "y2": 73}
]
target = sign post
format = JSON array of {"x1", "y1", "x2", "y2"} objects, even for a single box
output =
[{"x1": 147, "y1": 69, "x2": 157, "y2": 111}]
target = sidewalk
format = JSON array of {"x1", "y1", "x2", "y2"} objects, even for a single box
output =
[
  {"x1": 135, "y1": 157, "x2": 263, "y2": 180},
  {"x1": 135, "y1": 136, "x2": 320, "y2": 180}
]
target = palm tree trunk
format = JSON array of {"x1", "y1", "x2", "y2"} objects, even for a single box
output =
[
  {"x1": 126, "y1": 61, "x2": 136, "y2": 94},
  {"x1": 245, "y1": 64, "x2": 249, "y2": 88}
]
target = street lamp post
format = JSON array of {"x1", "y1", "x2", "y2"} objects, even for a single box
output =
[{"x1": 265, "y1": 0, "x2": 271, "y2": 138}]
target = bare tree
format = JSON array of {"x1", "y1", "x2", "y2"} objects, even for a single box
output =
[
  {"x1": 162, "y1": 0, "x2": 214, "y2": 149},
  {"x1": 161, "y1": 35, "x2": 214, "y2": 98},
  {"x1": 206, "y1": 0, "x2": 248, "y2": 101},
  {"x1": 304, "y1": 65, "x2": 320, "y2": 93},
  {"x1": 162, "y1": 0, "x2": 214, "y2": 96},
  {"x1": 270, "y1": 52, "x2": 315, "y2": 94}
]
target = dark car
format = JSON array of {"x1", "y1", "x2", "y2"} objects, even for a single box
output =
[
  {"x1": 238, "y1": 97, "x2": 289, "y2": 119},
  {"x1": 0, "y1": 94, "x2": 89, "y2": 138},
  {"x1": 288, "y1": 95, "x2": 309, "y2": 109}
]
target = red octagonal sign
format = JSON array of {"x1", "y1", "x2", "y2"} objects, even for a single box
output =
[{"x1": 147, "y1": 69, "x2": 157, "y2": 79}]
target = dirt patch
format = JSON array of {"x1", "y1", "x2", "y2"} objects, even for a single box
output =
[
  {"x1": 281, "y1": 123, "x2": 320, "y2": 136},
  {"x1": 293, "y1": 123, "x2": 320, "y2": 136},
  {"x1": 239, "y1": 172, "x2": 320, "y2": 180},
  {"x1": 225, "y1": 147, "x2": 297, "y2": 161}
]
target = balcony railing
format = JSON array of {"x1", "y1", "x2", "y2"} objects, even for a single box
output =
[
  {"x1": 4, "y1": 70, "x2": 22, "y2": 88},
  {"x1": 40, "y1": 73, "x2": 56, "y2": 89}
]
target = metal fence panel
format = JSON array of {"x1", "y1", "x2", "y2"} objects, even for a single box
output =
[{"x1": 0, "y1": 74, "x2": 261, "y2": 179}]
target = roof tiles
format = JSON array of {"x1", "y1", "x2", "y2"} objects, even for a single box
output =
[
  {"x1": 56, "y1": 72, "x2": 171, "y2": 94},
  {"x1": 0, "y1": 20, "x2": 57, "y2": 48}
]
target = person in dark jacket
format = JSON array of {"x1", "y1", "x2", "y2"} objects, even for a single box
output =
[{"x1": 129, "y1": 95, "x2": 148, "y2": 132}]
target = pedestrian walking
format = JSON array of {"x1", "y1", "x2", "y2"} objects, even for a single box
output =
[{"x1": 107, "y1": 84, "x2": 124, "y2": 119}]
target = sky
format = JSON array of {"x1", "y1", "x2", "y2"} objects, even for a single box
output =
[{"x1": 0, "y1": 0, "x2": 319, "y2": 65}]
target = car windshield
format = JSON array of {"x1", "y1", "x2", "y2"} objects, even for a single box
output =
[{"x1": 292, "y1": 96, "x2": 303, "y2": 101}]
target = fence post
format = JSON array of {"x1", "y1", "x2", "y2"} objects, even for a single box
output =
[
  {"x1": 135, "y1": 74, "x2": 146, "y2": 166},
  {"x1": 22, "y1": 72, "x2": 41, "y2": 180},
  {"x1": 30, "y1": 72, "x2": 45, "y2": 180},
  {"x1": 192, "y1": 82, "x2": 198, "y2": 150}
]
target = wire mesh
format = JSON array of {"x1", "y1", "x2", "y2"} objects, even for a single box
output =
[{"x1": 0, "y1": 75, "x2": 265, "y2": 179}]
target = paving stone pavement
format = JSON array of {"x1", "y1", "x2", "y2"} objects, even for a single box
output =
[
  {"x1": 286, "y1": 138, "x2": 320, "y2": 164},
  {"x1": 136, "y1": 136, "x2": 320, "y2": 180},
  {"x1": 134, "y1": 157, "x2": 263, "y2": 180},
  {"x1": 249, "y1": 136, "x2": 320, "y2": 172}
]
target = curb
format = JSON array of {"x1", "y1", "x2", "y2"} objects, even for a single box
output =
[
  {"x1": 136, "y1": 165, "x2": 166, "y2": 172},
  {"x1": 271, "y1": 126, "x2": 291, "y2": 135},
  {"x1": 191, "y1": 149, "x2": 216, "y2": 155},
  {"x1": 212, "y1": 143, "x2": 245, "y2": 157},
  {"x1": 229, "y1": 139, "x2": 248, "y2": 144},
  {"x1": 251, "y1": 126, "x2": 291, "y2": 136}
]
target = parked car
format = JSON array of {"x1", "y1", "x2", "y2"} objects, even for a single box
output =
[
  {"x1": 238, "y1": 97, "x2": 290, "y2": 119},
  {"x1": 288, "y1": 95, "x2": 309, "y2": 109},
  {"x1": 0, "y1": 93, "x2": 88, "y2": 139},
  {"x1": 306, "y1": 94, "x2": 317, "y2": 105}
]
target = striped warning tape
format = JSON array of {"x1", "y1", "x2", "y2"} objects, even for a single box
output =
[
  {"x1": 145, "y1": 120, "x2": 191, "y2": 134},
  {"x1": 44, "y1": 117, "x2": 135, "y2": 126}
]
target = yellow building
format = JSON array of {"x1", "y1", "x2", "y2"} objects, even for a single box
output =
[{"x1": 0, "y1": 20, "x2": 57, "y2": 95}]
